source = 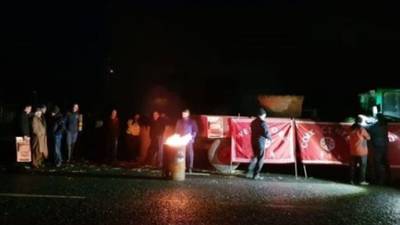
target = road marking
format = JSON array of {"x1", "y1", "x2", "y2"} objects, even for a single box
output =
[
  {"x1": 0, "y1": 193, "x2": 86, "y2": 199},
  {"x1": 187, "y1": 172, "x2": 210, "y2": 176}
]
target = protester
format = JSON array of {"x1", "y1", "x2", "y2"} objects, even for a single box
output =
[
  {"x1": 65, "y1": 103, "x2": 81, "y2": 162},
  {"x1": 126, "y1": 114, "x2": 141, "y2": 161},
  {"x1": 368, "y1": 113, "x2": 390, "y2": 185},
  {"x1": 106, "y1": 109, "x2": 120, "y2": 162},
  {"x1": 349, "y1": 115, "x2": 371, "y2": 185},
  {"x1": 175, "y1": 109, "x2": 198, "y2": 173},
  {"x1": 19, "y1": 104, "x2": 32, "y2": 140},
  {"x1": 51, "y1": 106, "x2": 65, "y2": 167},
  {"x1": 246, "y1": 108, "x2": 271, "y2": 180},
  {"x1": 149, "y1": 111, "x2": 166, "y2": 167},
  {"x1": 31, "y1": 107, "x2": 48, "y2": 168}
]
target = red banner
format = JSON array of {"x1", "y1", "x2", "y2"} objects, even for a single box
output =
[
  {"x1": 197, "y1": 115, "x2": 400, "y2": 168},
  {"x1": 230, "y1": 118, "x2": 296, "y2": 164},
  {"x1": 388, "y1": 123, "x2": 400, "y2": 168},
  {"x1": 296, "y1": 121, "x2": 352, "y2": 165}
]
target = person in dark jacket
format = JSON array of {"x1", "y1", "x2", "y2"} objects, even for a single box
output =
[
  {"x1": 175, "y1": 109, "x2": 198, "y2": 173},
  {"x1": 149, "y1": 111, "x2": 166, "y2": 167},
  {"x1": 51, "y1": 106, "x2": 65, "y2": 167},
  {"x1": 246, "y1": 108, "x2": 272, "y2": 180},
  {"x1": 65, "y1": 103, "x2": 81, "y2": 162},
  {"x1": 20, "y1": 104, "x2": 32, "y2": 139},
  {"x1": 106, "y1": 109, "x2": 120, "y2": 162},
  {"x1": 368, "y1": 113, "x2": 390, "y2": 185}
]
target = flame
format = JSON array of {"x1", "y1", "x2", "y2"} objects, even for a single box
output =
[{"x1": 165, "y1": 134, "x2": 192, "y2": 147}]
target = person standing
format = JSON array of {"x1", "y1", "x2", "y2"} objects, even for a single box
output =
[
  {"x1": 18, "y1": 104, "x2": 32, "y2": 168},
  {"x1": 20, "y1": 104, "x2": 32, "y2": 140},
  {"x1": 126, "y1": 114, "x2": 141, "y2": 161},
  {"x1": 149, "y1": 111, "x2": 166, "y2": 168},
  {"x1": 40, "y1": 105, "x2": 48, "y2": 129},
  {"x1": 65, "y1": 103, "x2": 81, "y2": 162},
  {"x1": 107, "y1": 109, "x2": 120, "y2": 162},
  {"x1": 368, "y1": 113, "x2": 390, "y2": 185},
  {"x1": 349, "y1": 116, "x2": 371, "y2": 185},
  {"x1": 175, "y1": 109, "x2": 198, "y2": 173},
  {"x1": 246, "y1": 108, "x2": 272, "y2": 180},
  {"x1": 51, "y1": 106, "x2": 65, "y2": 167},
  {"x1": 31, "y1": 108, "x2": 48, "y2": 168}
]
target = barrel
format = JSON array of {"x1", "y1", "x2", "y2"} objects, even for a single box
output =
[{"x1": 163, "y1": 144, "x2": 186, "y2": 181}]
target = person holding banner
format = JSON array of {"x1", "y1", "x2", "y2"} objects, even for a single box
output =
[
  {"x1": 349, "y1": 116, "x2": 371, "y2": 185},
  {"x1": 246, "y1": 108, "x2": 271, "y2": 180},
  {"x1": 16, "y1": 104, "x2": 33, "y2": 165},
  {"x1": 19, "y1": 104, "x2": 32, "y2": 140}
]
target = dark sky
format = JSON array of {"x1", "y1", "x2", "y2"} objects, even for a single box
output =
[{"x1": 2, "y1": 1, "x2": 400, "y2": 119}]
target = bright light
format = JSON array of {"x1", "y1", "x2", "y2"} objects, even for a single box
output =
[
  {"x1": 358, "y1": 114, "x2": 378, "y2": 127},
  {"x1": 165, "y1": 134, "x2": 192, "y2": 147}
]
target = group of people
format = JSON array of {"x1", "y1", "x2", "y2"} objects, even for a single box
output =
[
  {"x1": 100, "y1": 108, "x2": 198, "y2": 173},
  {"x1": 348, "y1": 112, "x2": 390, "y2": 185},
  {"x1": 97, "y1": 109, "x2": 198, "y2": 172},
  {"x1": 245, "y1": 107, "x2": 391, "y2": 185},
  {"x1": 146, "y1": 109, "x2": 198, "y2": 173},
  {"x1": 18, "y1": 103, "x2": 198, "y2": 173},
  {"x1": 19, "y1": 103, "x2": 82, "y2": 168},
  {"x1": 20, "y1": 102, "x2": 388, "y2": 183}
]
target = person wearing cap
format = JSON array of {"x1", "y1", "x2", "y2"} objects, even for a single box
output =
[
  {"x1": 246, "y1": 108, "x2": 272, "y2": 180},
  {"x1": 368, "y1": 113, "x2": 389, "y2": 185},
  {"x1": 348, "y1": 115, "x2": 371, "y2": 185}
]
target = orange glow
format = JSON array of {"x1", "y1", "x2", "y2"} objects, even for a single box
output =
[{"x1": 165, "y1": 134, "x2": 192, "y2": 147}]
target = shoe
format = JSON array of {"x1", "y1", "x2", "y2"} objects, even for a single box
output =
[
  {"x1": 24, "y1": 165, "x2": 32, "y2": 170},
  {"x1": 360, "y1": 181, "x2": 369, "y2": 186},
  {"x1": 245, "y1": 173, "x2": 253, "y2": 179},
  {"x1": 253, "y1": 175, "x2": 264, "y2": 180}
]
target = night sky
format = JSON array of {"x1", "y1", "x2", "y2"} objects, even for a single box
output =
[{"x1": 2, "y1": 1, "x2": 400, "y2": 120}]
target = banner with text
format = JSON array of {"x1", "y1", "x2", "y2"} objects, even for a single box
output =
[{"x1": 230, "y1": 118, "x2": 296, "y2": 164}]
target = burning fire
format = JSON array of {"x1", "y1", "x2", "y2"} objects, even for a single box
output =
[{"x1": 165, "y1": 134, "x2": 192, "y2": 147}]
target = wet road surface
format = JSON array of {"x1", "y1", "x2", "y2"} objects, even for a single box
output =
[{"x1": 1, "y1": 172, "x2": 400, "y2": 225}]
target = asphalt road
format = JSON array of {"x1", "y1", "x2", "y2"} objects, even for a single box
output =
[{"x1": 1, "y1": 172, "x2": 400, "y2": 225}]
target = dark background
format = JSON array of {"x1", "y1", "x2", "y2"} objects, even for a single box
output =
[{"x1": 2, "y1": 1, "x2": 400, "y2": 120}]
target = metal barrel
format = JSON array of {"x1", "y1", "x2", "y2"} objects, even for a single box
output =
[{"x1": 163, "y1": 144, "x2": 186, "y2": 181}]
